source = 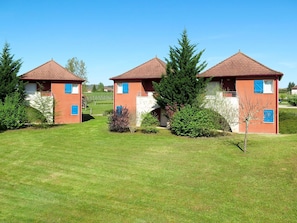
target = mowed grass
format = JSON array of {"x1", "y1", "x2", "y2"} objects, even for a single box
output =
[
  {"x1": 1, "y1": 117, "x2": 297, "y2": 222},
  {"x1": 280, "y1": 108, "x2": 297, "y2": 134},
  {"x1": 83, "y1": 92, "x2": 113, "y2": 115}
]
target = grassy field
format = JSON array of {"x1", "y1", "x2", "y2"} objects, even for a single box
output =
[
  {"x1": 83, "y1": 92, "x2": 113, "y2": 115},
  {"x1": 1, "y1": 115, "x2": 297, "y2": 222}
]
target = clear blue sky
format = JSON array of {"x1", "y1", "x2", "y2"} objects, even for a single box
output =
[{"x1": 1, "y1": 0, "x2": 296, "y2": 88}]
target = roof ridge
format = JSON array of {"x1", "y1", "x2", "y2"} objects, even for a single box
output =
[
  {"x1": 21, "y1": 60, "x2": 52, "y2": 76},
  {"x1": 110, "y1": 57, "x2": 166, "y2": 80},
  {"x1": 200, "y1": 51, "x2": 283, "y2": 76},
  {"x1": 238, "y1": 51, "x2": 282, "y2": 74}
]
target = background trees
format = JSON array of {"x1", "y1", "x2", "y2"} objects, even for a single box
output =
[
  {"x1": 287, "y1": 82, "x2": 295, "y2": 94},
  {"x1": 65, "y1": 57, "x2": 88, "y2": 91},
  {"x1": 153, "y1": 30, "x2": 207, "y2": 112}
]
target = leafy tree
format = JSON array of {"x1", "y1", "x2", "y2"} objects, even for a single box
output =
[
  {"x1": 153, "y1": 30, "x2": 207, "y2": 113},
  {"x1": 97, "y1": 82, "x2": 104, "y2": 92},
  {"x1": 0, "y1": 42, "x2": 25, "y2": 102},
  {"x1": 65, "y1": 57, "x2": 88, "y2": 91},
  {"x1": 287, "y1": 82, "x2": 295, "y2": 94},
  {"x1": 238, "y1": 92, "x2": 271, "y2": 153}
]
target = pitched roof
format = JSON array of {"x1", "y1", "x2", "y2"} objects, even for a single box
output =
[
  {"x1": 20, "y1": 60, "x2": 84, "y2": 82},
  {"x1": 292, "y1": 85, "x2": 297, "y2": 90},
  {"x1": 198, "y1": 52, "x2": 283, "y2": 80},
  {"x1": 110, "y1": 57, "x2": 166, "y2": 80}
]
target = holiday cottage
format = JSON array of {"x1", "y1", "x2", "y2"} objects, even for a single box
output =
[
  {"x1": 110, "y1": 52, "x2": 283, "y2": 133},
  {"x1": 20, "y1": 60, "x2": 84, "y2": 124}
]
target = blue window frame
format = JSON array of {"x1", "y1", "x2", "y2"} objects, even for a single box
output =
[
  {"x1": 71, "y1": 105, "x2": 79, "y2": 115},
  {"x1": 65, "y1": 83, "x2": 72, "y2": 94},
  {"x1": 264, "y1": 109, "x2": 274, "y2": 123},
  {"x1": 254, "y1": 80, "x2": 264, "y2": 93},
  {"x1": 116, "y1": 105, "x2": 123, "y2": 115},
  {"x1": 123, "y1": 83, "x2": 129, "y2": 94}
]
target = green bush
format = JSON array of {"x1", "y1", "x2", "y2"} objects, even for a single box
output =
[
  {"x1": 0, "y1": 93, "x2": 27, "y2": 130},
  {"x1": 287, "y1": 95, "x2": 297, "y2": 106},
  {"x1": 141, "y1": 112, "x2": 159, "y2": 134},
  {"x1": 171, "y1": 105, "x2": 219, "y2": 137}
]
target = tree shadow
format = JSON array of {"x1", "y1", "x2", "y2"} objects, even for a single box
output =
[
  {"x1": 228, "y1": 140, "x2": 244, "y2": 152},
  {"x1": 82, "y1": 114, "x2": 95, "y2": 122}
]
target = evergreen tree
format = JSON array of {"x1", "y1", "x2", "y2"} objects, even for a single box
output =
[
  {"x1": 153, "y1": 30, "x2": 207, "y2": 111},
  {"x1": 0, "y1": 42, "x2": 24, "y2": 102},
  {"x1": 287, "y1": 82, "x2": 295, "y2": 94},
  {"x1": 92, "y1": 85, "x2": 97, "y2": 92},
  {"x1": 97, "y1": 82, "x2": 104, "y2": 92}
]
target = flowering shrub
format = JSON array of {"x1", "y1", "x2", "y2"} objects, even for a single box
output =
[{"x1": 108, "y1": 106, "x2": 130, "y2": 132}]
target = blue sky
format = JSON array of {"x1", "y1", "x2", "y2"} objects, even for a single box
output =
[{"x1": 1, "y1": 0, "x2": 296, "y2": 88}]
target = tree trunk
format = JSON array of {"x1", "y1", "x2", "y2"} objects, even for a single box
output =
[{"x1": 243, "y1": 120, "x2": 249, "y2": 153}]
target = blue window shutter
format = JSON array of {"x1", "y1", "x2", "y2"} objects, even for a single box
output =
[
  {"x1": 264, "y1": 110, "x2": 274, "y2": 123},
  {"x1": 65, "y1": 84, "x2": 72, "y2": 94},
  {"x1": 71, "y1": 105, "x2": 79, "y2": 115},
  {"x1": 123, "y1": 83, "x2": 129, "y2": 94},
  {"x1": 116, "y1": 105, "x2": 123, "y2": 115},
  {"x1": 254, "y1": 80, "x2": 263, "y2": 93}
]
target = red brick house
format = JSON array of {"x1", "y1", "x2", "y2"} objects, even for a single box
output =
[
  {"x1": 110, "y1": 57, "x2": 166, "y2": 126},
  {"x1": 199, "y1": 51, "x2": 283, "y2": 134},
  {"x1": 20, "y1": 60, "x2": 84, "y2": 124},
  {"x1": 110, "y1": 52, "x2": 283, "y2": 133}
]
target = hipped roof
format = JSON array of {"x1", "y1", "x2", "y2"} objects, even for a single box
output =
[
  {"x1": 199, "y1": 52, "x2": 283, "y2": 80},
  {"x1": 110, "y1": 57, "x2": 166, "y2": 80},
  {"x1": 20, "y1": 60, "x2": 84, "y2": 82}
]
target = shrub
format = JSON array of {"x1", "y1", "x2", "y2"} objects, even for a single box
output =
[
  {"x1": 288, "y1": 95, "x2": 297, "y2": 106},
  {"x1": 0, "y1": 93, "x2": 27, "y2": 130},
  {"x1": 103, "y1": 109, "x2": 114, "y2": 116},
  {"x1": 141, "y1": 112, "x2": 159, "y2": 134},
  {"x1": 171, "y1": 105, "x2": 219, "y2": 137},
  {"x1": 108, "y1": 106, "x2": 130, "y2": 132}
]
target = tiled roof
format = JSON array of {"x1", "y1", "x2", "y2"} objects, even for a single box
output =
[
  {"x1": 20, "y1": 60, "x2": 84, "y2": 82},
  {"x1": 292, "y1": 85, "x2": 297, "y2": 90},
  {"x1": 198, "y1": 52, "x2": 283, "y2": 80},
  {"x1": 110, "y1": 57, "x2": 166, "y2": 80}
]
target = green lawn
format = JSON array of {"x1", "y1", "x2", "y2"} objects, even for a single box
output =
[
  {"x1": 280, "y1": 108, "x2": 297, "y2": 134},
  {"x1": 1, "y1": 116, "x2": 297, "y2": 222},
  {"x1": 83, "y1": 92, "x2": 113, "y2": 115}
]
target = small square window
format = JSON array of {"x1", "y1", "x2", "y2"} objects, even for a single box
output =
[
  {"x1": 117, "y1": 83, "x2": 129, "y2": 94},
  {"x1": 65, "y1": 83, "x2": 79, "y2": 94},
  {"x1": 264, "y1": 109, "x2": 274, "y2": 123},
  {"x1": 71, "y1": 105, "x2": 79, "y2": 115},
  {"x1": 254, "y1": 80, "x2": 273, "y2": 94}
]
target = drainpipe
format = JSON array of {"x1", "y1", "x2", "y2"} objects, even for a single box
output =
[{"x1": 276, "y1": 78, "x2": 279, "y2": 134}]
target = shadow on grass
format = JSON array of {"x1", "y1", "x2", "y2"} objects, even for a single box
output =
[
  {"x1": 228, "y1": 140, "x2": 244, "y2": 152},
  {"x1": 82, "y1": 114, "x2": 95, "y2": 122}
]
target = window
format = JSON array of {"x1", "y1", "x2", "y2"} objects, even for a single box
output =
[
  {"x1": 71, "y1": 105, "x2": 79, "y2": 115},
  {"x1": 65, "y1": 83, "x2": 79, "y2": 94},
  {"x1": 264, "y1": 109, "x2": 274, "y2": 123},
  {"x1": 254, "y1": 80, "x2": 273, "y2": 93},
  {"x1": 117, "y1": 83, "x2": 129, "y2": 94},
  {"x1": 116, "y1": 105, "x2": 123, "y2": 115}
]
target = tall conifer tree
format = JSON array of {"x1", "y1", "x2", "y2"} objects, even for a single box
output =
[
  {"x1": 153, "y1": 30, "x2": 207, "y2": 110},
  {"x1": 0, "y1": 42, "x2": 24, "y2": 102}
]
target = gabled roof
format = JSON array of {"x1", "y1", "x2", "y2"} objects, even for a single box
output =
[
  {"x1": 198, "y1": 52, "x2": 283, "y2": 80},
  {"x1": 110, "y1": 57, "x2": 166, "y2": 80},
  {"x1": 20, "y1": 60, "x2": 84, "y2": 82}
]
